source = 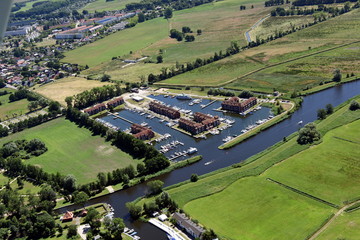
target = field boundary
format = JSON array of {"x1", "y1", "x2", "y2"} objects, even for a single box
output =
[
  {"x1": 333, "y1": 136, "x2": 360, "y2": 145},
  {"x1": 155, "y1": 40, "x2": 360, "y2": 90},
  {"x1": 267, "y1": 178, "x2": 339, "y2": 209}
]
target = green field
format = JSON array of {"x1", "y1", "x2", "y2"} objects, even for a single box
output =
[
  {"x1": 81, "y1": 0, "x2": 140, "y2": 12},
  {"x1": 71, "y1": 0, "x2": 271, "y2": 82},
  {"x1": 185, "y1": 178, "x2": 334, "y2": 240},
  {"x1": 14, "y1": 0, "x2": 58, "y2": 13},
  {"x1": 63, "y1": 17, "x2": 169, "y2": 67},
  {"x1": 160, "y1": 8, "x2": 360, "y2": 91},
  {"x1": 317, "y1": 210, "x2": 360, "y2": 240},
  {"x1": 165, "y1": 95, "x2": 360, "y2": 239},
  {"x1": 0, "y1": 118, "x2": 139, "y2": 184},
  {"x1": 0, "y1": 89, "x2": 30, "y2": 120}
]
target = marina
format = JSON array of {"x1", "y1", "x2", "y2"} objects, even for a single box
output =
[{"x1": 57, "y1": 80, "x2": 360, "y2": 240}]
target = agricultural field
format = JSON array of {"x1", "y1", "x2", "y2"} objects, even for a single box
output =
[
  {"x1": 0, "y1": 118, "x2": 140, "y2": 184},
  {"x1": 166, "y1": 96, "x2": 360, "y2": 240},
  {"x1": 69, "y1": 0, "x2": 272, "y2": 82},
  {"x1": 80, "y1": 0, "x2": 140, "y2": 12},
  {"x1": 34, "y1": 77, "x2": 113, "y2": 105},
  {"x1": 0, "y1": 89, "x2": 30, "y2": 120},
  {"x1": 160, "y1": 8, "x2": 360, "y2": 92}
]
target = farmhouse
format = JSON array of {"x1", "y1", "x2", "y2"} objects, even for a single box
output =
[
  {"x1": 172, "y1": 212, "x2": 205, "y2": 238},
  {"x1": 130, "y1": 124, "x2": 154, "y2": 140},
  {"x1": 149, "y1": 101, "x2": 180, "y2": 119},
  {"x1": 62, "y1": 211, "x2": 74, "y2": 222},
  {"x1": 106, "y1": 96, "x2": 124, "y2": 108},
  {"x1": 83, "y1": 103, "x2": 106, "y2": 115},
  {"x1": 221, "y1": 97, "x2": 257, "y2": 113},
  {"x1": 179, "y1": 112, "x2": 220, "y2": 135}
]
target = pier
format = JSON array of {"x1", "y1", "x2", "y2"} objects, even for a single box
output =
[
  {"x1": 201, "y1": 99, "x2": 217, "y2": 109},
  {"x1": 108, "y1": 112, "x2": 134, "y2": 124}
]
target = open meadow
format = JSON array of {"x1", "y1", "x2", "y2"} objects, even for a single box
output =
[
  {"x1": 0, "y1": 89, "x2": 30, "y2": 120},
  {"x1": 160, "y1": 8, "x2": 360, "y2": 92},
  {"x1": 317, "y1": 210, "x2": 360, "y2": 240},
  {"x1": 166, "y1": 96, "x2": 360, "y2": 240},
  {"x1": 0, "y1": 118, "x2": 139, "y2": 184},
  {"x1": 34, "y1": 77, "x2": 113, "y2": 105},
  {"x1": 81, "y1": 0, "x2": 140, "y2": 12},
  {"x1": 69, "y1": 0, "x2": 272, "y2": 82}
]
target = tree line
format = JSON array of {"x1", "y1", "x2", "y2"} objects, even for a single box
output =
[
  {"x1": 265, "y1": 0, "x2": 286, "y2": 7},
  {"x1": 126, "y1": 0, "x2": 212, "y2": 12},
  {"x1": 271, "y1": 2, "x2": 352, "y2": 16},
  {"x1": 292, "y1": 0, "x2": 358, "y2": 6},
  {"x1": 69, "y1": 84, "x2": 125, "y2": 109}
]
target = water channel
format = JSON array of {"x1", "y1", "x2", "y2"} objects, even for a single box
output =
[{"x1": 59, "y1": 80, "x2": 360, "y2": 240}]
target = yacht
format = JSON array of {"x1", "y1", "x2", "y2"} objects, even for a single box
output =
[
  {"x1": 176, "y1": 93, "x2": 192, "y2": 100},
  {"x1": 187, "y1": 147, "x2": 198, "y2": 154}
]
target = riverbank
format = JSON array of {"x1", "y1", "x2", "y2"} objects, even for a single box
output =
[
  {"x1": 300, "y1": 77, "x2": 360, "y2": 96},
  {"x1": 55, "y1": 155, "x2": 202, "y2": 210},
  {"x1": 219, "y1": 100, "x2": 295, "y2": 149},
  {"x1": 165, "y1": 95, "x2": 360, "y2": 240}
]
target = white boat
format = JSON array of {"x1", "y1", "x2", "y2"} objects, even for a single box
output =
[
  {"x1": 204, "y1": 161, "x2": 213, "y2": 165},
  {"x1": 176, "y1": 93, "x2": 192, "y2": 100},
  {"x1": 187, "y1": 147, "x2": 198, "y2": 154},
  {"x1": 298, "y1": 120, "x2": 303, "y2": 125}
]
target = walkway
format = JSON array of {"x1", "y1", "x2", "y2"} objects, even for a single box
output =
[
  {"x1": 148, "y1": 218, "x2": 190, "y2": 240},
  {"x1": 308, "y1": 199, "x2": 360, "y2": 240}
]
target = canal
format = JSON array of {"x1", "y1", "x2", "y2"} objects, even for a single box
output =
[{"x1": 59, "y1": 80, "x2": 360, "y2": 240}]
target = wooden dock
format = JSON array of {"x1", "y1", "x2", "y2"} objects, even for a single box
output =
[
  {"x1": 201, "y1": 99, "x2": 217, "y2": 109},
  {"x1": 108, "y1": 112, "x2": 134, "y2": 124}
]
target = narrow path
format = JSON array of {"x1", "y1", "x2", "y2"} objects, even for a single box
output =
[
  {"x1": 245, "y1": 14, "x2": 271, "y2": 43},
  {"x1": 308, "y1": 199, "x2": 360, "y2": 240},
  {"x1": 0, "y1": 176, "x2": 18, "y2": 192}
]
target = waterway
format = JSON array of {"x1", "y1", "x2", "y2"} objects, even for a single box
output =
[{"x1": 59, "y1": 80, "x2": 360, "y2": 240}]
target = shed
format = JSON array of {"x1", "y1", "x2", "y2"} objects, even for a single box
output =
[{"x1": 158, "y1": 214, "x2": 168, "y2": 222}]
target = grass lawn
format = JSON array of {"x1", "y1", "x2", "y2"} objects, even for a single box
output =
[
  {"x1": 80, "y1": 0, "x2": 140, "y2": 12},
  {"x1": 0, "y1": 118, "x2": 139, "y2": 185},
  {"x1": 317, "y1": 210, "x2": 360, "y2": 240},
  {"x1": 33, "y1": 77, "x2": 113, "y2": 105},
  {"x1": 62, "y1": 17, "x2": 169, "y2": 67},
  {"x1": 0, "y1": 89, "x2": 30, "y2": 120},
  {"x1": 263, "y1": 120, "x2": 360, "y2": 205},
  {"x1": 184, "y1": 177, "x2": 334, "y2": 240}
]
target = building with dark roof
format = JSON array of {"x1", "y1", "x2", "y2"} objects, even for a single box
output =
[
  {"x1": 149, "y1": 101, "x2": 180, "y2": 119},
  {"x1": 131, "y1": 124, "x2": 154, "y2": 140},
  {"x1": 172, "y1": 212, "x2": 205, "y2": 238},
  {"x1": 221, "y1": 97, "x2": 257, "y2": 113},
  {"x1": 179, "y1": 112, "x2": 220, "y2": 135},
  {"x1": 106, "y1": 96, "x2": 124, "y2": 108},
  {"x1": 83, "y1": 103, "x2": 106, "y2": 116}
]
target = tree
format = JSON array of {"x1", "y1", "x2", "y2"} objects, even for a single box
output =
[
  {"x1": 317, "y1": 108, "x2": 327, "y2": 120},
  {"x1": 126, "y1": 202, "x2": 142, "y2": 219},
  {"x1": 33, "y1": 212, "x2": 56, "y2": 238},
  {"x1": 101, "y1": 74, "x2": 111, "y2": 82},
  {"x1": 48, "y1": 101, "x2": 61, "y2": 113},
  {"x1": 104, "y1": 218, "x2": 125, "y2": 239},
  {"x1": 238, "y1": 90, "x2": 254, "y2": 98},
  {"x1": 85, "y1": 208, "x2": 101, "y2": 229},
  {"x1": 190, "y1": 174, "x2": 198, "y2": 182},
  {"x1": 157, "y1": 55, "x2": 163, "y2": 64},
  {"x1": 164, "y1": 8, "x2": 173, "y2": 19},
  {"x1": 185, "y1": 35, "x2": 195, "y2": 42},
  {"x1": 65, "y1": 96, "x2": 73, "y2": 108},
  {"x1": 182, "y1": 26, "x2": 191, "y2": 33},
  {"x1": 349, "y1": 100, "x2": 360, "y2": 111},
  {"x1": 67, "y1": 224, "x2": 77, "y2": 238},
  {"x1": 297, "y1": 123, "x2": 321, "y2": 145},
  {"x1": 39, "y1": 186, "x2": 56, "y2": 202},
  {"x1": 138, "y1": 12, "x2": 145, "y2": 22},
  {"x1": 202, "y1": 229, "x2": 217, "y2": 240},
  {"x1": 333, "y1": 69, "x2": 342, "y2": 82},
  {"x1": 28, "y1": 101, "x2": 38, "y2": 111},
  {"x1": 0, "y1": 79, "x2": 5, "y2": 88},
  {"x1": 147, "y1": 180, "x2": 164, "y2": 195},
  {"x1": 63, "y1": 175, "x2": 77, "y2": 193},
  {"x1": 197, "y1": 29, "x2": 202, "y2": 35},
  {"x1": 325, "y1": 104, "x2": 333, "y2": 114},
  {"x1": 73, "y1": 191, "x2": 89, "y2": 207}
]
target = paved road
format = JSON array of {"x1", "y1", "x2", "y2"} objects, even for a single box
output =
[{"x1": 244, "y1": 14, "x2": 271, "y2": 43}]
